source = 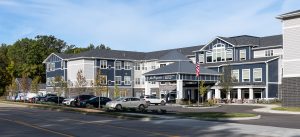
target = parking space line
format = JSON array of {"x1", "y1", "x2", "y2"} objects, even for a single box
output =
[
  {"x1": 0, "y1": 117, "x2": 74, "y2": 137},
  {"x1": 67, "y1": 119, "x2": 180, "y2": 137}
]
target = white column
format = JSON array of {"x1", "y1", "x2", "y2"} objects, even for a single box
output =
[
  {"x1": 237, "y1": 88, "x2": 242, "y2": 100},
  {"x1": 249, "y1": 88, "x2": 254, "y2": 100},
  {"x1": 176, "y1": 80, "x2": 183, "y2": 99},
  {"x1": 207, "y1": 90, "x2": 212, "y2": 99},
  {"x1": 227, "y1": 91, "x2": 231, "y2": 100},
  {"x1": 215, "y1": 89, "x2": 221, "y2": 99},
  {"x1": 145, "y1": 81, "x2": 150, "y2": 95}
]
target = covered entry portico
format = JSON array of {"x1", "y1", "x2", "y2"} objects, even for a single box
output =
[
  {"x1": 144, "y1": 61, "x2": 220, "y2": 104},
  {"x1": 211, "y1": 85, "x2": 266, "y2": 103}
]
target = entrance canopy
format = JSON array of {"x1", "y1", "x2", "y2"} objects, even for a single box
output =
[{"x1": 144, "y1": 61, "x2": 220, "y2": 82}]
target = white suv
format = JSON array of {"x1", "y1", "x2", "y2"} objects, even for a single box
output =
[
  {"x1": 106, "y1": 97, "x2": 148, "y2": 111},
  {"x1": 142, "y1": 95, "x2": 166, "y2": 105}
]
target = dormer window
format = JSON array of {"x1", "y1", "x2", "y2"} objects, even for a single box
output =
[
  {"x1": 198, "y1": 53, "x2": 204, "y2": 63},
  {"x1": 240, "y1": 49, "x2": 246, "y2": 60},
  {"x1": 265, "y1": 50, "x2": 273, "y2": 57},
  {"x1": 206, "y1": 51, "x2": 212, "y2": 63},
  {"x1": 226, "y1": 49, "x2": 233, "y2": 61}
]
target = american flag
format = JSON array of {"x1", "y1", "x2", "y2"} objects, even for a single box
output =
[{"x1": 195, "y1": 61, "x2": 200, "y2": 77}]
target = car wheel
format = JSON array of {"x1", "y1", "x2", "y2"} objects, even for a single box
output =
[
  {"x1": 138, "y1": 104, "x2": 145, "y2": 111},
  {"x1": 116, "y1": 104, "x2": 122, "y2": 111},
  {"x1": 161, "y1": 101, "x2": 166, "y2": 106}
]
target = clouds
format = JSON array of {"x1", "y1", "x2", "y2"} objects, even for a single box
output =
[{"x1": 0, "y1": 0, "x2": 298, "y2": 51}]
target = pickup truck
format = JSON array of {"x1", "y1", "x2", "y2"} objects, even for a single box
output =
[{"x1": 141, "y1": 95, "x2": 166, "y2": 105}]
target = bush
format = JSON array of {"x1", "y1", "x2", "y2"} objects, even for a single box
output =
[
  {"x1": 205, "y1": 99, "x2": 216, "y2": 106},
  {"x1": 257, "y1": 98, "x2": 281, "y2": 104}
]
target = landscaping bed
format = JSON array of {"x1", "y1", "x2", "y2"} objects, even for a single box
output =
[{"x1": 272, "y1": 107, "x2": 300, "y2": 112}]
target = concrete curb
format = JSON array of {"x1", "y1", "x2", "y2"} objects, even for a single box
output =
[
  {"x1": 253, "y1": 108, "x2": 300, "y2": 115},
  {"x1": 182, "y1": 105, "x2": 221, "y2": 109}
]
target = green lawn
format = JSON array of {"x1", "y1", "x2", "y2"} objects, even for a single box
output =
[
  {"x1": 272, "y1": 107, "x2": 300, "y2": 112},
  {"x1": 176, "y1": 112, "x2": 257, "y2": 119}
]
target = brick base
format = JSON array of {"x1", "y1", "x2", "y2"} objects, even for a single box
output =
[{"x1": 282, "y1": 77, "x2": 300, "y2": 107}]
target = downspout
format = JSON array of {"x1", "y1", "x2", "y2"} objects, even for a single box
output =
[{"x1": 266, "y1": 61, "x2": 269, "y2": 99}]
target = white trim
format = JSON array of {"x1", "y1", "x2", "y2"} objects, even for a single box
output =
[
  {"x1": 43, "y1": 53, "x2": 63, "y2": 63},
  {"x1": 124, "y1": 76, "x2": 131, "y2": 85},
  {"x1": 242, "y1": 69, "x2": 250, "y2": 82},
  {"x1": 283, "y1": 25, "x2": 300, "y2": 29},
  {"x1": 252, "y1": 45, "x2": 282, "y2": 50},
  {"x1": 239, "y1": 49, "x2": 246, "y2": 61},
  {"x1": 283, "y1": 74, "x2": 300, "y2": 77},
  {"x1": 283, "y1": 59, "x2": 300, "y2": 62},
  {"x1": 231, "y1": 69, "x2": 239, "y2": 82},
  {"x1": 253, "y1": 68, "x2": 262, "y2": 82},
  {"x1": 195, "y1": 37, "x2": 235, "y2": 52},
  {"x1": 115, "y1": 76, "x2": 122, "y2": 85},
  {"x1": 266, "y1": 62, "x2": 269, "y2": 99}
]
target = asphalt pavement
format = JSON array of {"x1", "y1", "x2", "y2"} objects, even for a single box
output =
[{"x1": 1, "y1": 103, "x2": 300, "y2": 137}]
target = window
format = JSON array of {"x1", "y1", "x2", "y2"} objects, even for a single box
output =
[
  {"x1": 160, "y1": 81, "x2": 166, "y2": 85},
  {"x1": 47, "y1": 63, "x2": 50, "y2": 71},
  {"x1": 115, "y1": 61, "x2": 121, "y2": 70},
  {"x1": 170, "y1": 81, "x2": 176, "y2": 85},
  {"x1": 151, "y1": 81, "x2": 156, "y2": 84},
  {"x1": 124, "y1": 76, "x2": 131, "y2": 85},
  {"x1": 253, "y1": 68, "x2": 262, "y2": 82},
  {"x1": 242, "y1": 69, "x2": 250, "y2": 82},
  {"x1": 160, "y1": 64, "x2": 166, "y2": 68},
  {"x1": 199, "y1": 53, "x2": 204, "y2": 63},
  {"x1": 100, "y1": 75, "x2": 107, "y2": 85},
  {"x1": 61, "y1": 61, "x2": 64, "y2": 69},
  {"x1": 231, "y1": 69, "x2": 239, "y2": 82},
  {"x1": 115, "y1": 76, "x2": 121, "y2": 85},
  {"x1": 240, "y1": 49, "x2": 246, "y2": 60},
  {"x1": 226, "y1": 49, "x2": 233, "y2": 61},
  {"x1": 135, "y1": 78, "x2": 140, "y2": 85},
  {"x1": 100, "y1": 60, "x2": 107, "y2": 69},
  {"x1": 206, "y1": 51, "x2": 212, "y2": 63},
  {"x1": 265, "y1": 50, "x2": 274, "y2": 57},
  {"x1": 124, "y1": 62, "x2": 131, "y2": 70},
  {"x1": 141, "y1": 63, "x2": 147, "y2": 70},
  {"x1": 141, "y1": 77, "x2": 145, "y2": 85},
  {"x1": 135, "y1": 63, "x2": 140, "y2": 70},
  {"x1": 46, "y1": 78, "x2": 50, "y2": 86},
  {"x1": 151, "y1": 66, "x2": 156, "y2": 69}
]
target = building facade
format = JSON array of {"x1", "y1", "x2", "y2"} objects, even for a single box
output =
[
  {"x1": 278, "y1": 10, "x2": 300, "y2": 107},
  {"x1": 43, "y1": 33, "x2": 283, "y2": 103}
]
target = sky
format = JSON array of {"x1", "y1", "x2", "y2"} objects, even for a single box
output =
[{"x1": 0, "y1": 0, "x2": 299, "y2": 52}]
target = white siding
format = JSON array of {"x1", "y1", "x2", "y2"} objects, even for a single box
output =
[
  {"x1": 253, "y1": 48, "x2": 282, "y2": 58},
  {"x1": 67, "y1": 59, "x2": 95, "y2": 87},
  {"x1": 283, "y1": 17, "x2": 300, "y2": 77}
]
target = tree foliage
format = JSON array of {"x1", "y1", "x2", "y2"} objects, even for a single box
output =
[
  {"x1": 198, "y1": 80, "x2": 207, "y2": 105},
  {"x1": 219, "y1": 64, "x2": 233, "y2": 99},
  {"x1": 0, "y1": 35, "x2": 110, "y2": 97}
]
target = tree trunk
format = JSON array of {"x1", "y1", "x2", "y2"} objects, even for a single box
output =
[{"x1": 201, "y1": 95, "x2": 204, "y2": 104}]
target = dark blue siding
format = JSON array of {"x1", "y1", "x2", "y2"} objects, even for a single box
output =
[
  {"x1": 268, "y1": 84, "x2": 278, "y2": 98},
  {"x1": 55, "y1": 62, "x2": 61, "y2": 69},
  {"x1": 46, "y1": 69, "x2": 64, "y2": 77},
  {"x1": 235, "y1": 46, "x2": 251, "y2": 61},
  {"x1": 268, "y1": 59, "x2": 278, "y2": 82}
]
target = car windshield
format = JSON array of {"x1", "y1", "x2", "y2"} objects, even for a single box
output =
[
  {"x1": 89, "y1": 97, "x2": 98, "y2": 100},
  {"x1": 115, "y1": 97, "x2": 125, "y2": 101}
]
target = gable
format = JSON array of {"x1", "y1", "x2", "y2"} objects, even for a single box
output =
[
  {"x1": 43, "y1": 53, "x2": 63, "y2": 63},
  {"x1": 201, "y1": 37, "x2": 235, "y2": 51}
]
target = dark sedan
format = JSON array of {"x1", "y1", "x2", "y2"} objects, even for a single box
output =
[
  {"x1": 82, "y1": 97, "x2": 112, "y2": 108},
  {"x1": 44, "y1": 96, "x2": 65, "y2": 104}
]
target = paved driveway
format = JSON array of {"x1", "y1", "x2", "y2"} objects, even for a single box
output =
[
  {"x1": 1, "y1": 103, "x2": 300, "y2": 137},
  {"x1": 148, "y1": 104, "x2": 300, "y2": 129}
]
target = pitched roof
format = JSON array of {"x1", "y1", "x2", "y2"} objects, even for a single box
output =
[
  {"x1": 144, "y1": 61, "x2": 219, "y2": 75},
  {"x1": 61, "y1": 45, "x2": 204, "y2": 61},
  {"x1": 219, "y1": 35, "x2": 282, "y2": 47},
  {"x1": 201, "y1": 56, "x2": 279, "y2": 67},
  {"x1": 158, "y1": 50, "x2": 191, "y2": 61},
  {"x1": 277, "y1": 10, "x2": 300, "y2": 19}
]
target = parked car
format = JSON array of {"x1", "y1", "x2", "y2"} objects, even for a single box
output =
[
  {"x1": 38, "y1": 94, "x2": 57, "y2": 102},
  {"x1": 81, "y1": 97, "x2": 112, "y2": 108},
  {"x1": 141, "y1": 95, "x2": 166, "y2": 105},
  {"x1": 62, "y1": 97, "x2": 75, "y2": 106},
  {"x1": 44, "y1": 96, "x2": 65, "y2": 104},
  {"x1": 71, "y1": 95, "x2": 95, "y2": 107},
  {"x1": 106, "y1": 97, "x2": 148, "y2": 111}
]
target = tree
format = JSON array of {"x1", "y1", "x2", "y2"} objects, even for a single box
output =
[
  {"x1": 114, "y1": 84, "x2": 120, "y2": 99},
  {"x1": 31, "y1": 76, "x2": 41, "y2": 103},
  {"x1": 0, "y1": 44, "x2": 11, "y2": 96},
  {"x1": 54, "y1": 76, "x2": 67, "y2": 105},
  {"x1": 219, "y1": 64, "x2": 233, "y2": 102},
  {"x1": 21, "y1": 73, "x2": 30, "y2": 102},
  {"x1": 94, "y1": 69, "x2": 107, "y2": 109},
  {"x1": 76, "y1": 69, "x2": 87, "y2": 95},
  {"x1": 198, "y1": 80, "x2": 207, "y2": 106},
  {"x1": 7, "y1": 79, "x2": 17, "y2": 99}
]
